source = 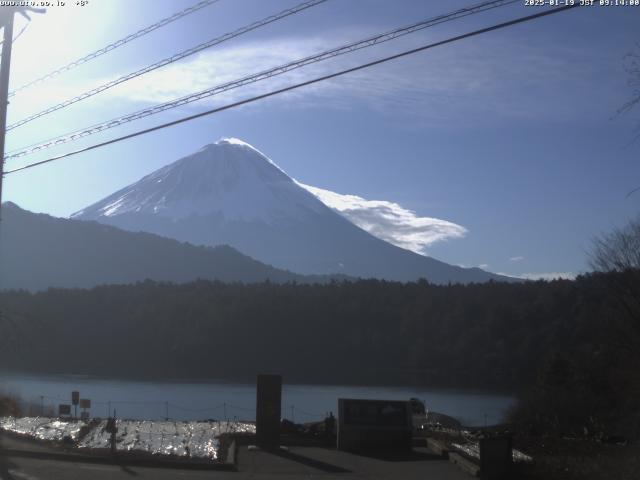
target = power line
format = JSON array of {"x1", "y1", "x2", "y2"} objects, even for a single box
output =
[
  {"x1": 0, "y1": 20, "x2": 29, "y2": 49},
  {"x1": 5, "y1": 0, "x2": 518, "y2": 160},
  {"x1": 8, "y1": 0, "x2": 222, "y2": 98},
  {"x1": 4, "y1": 3, "x2": 580, "y2": 176},
  {"x1": 6, "y1": 0, "x2": 328, "y2": 132},
  {"x1": 12, "y1": 22, "x2": 29, "y2": 43}
]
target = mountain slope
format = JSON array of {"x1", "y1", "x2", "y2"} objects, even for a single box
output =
[
  {"x1": 0, "y1": 202, "x2": 338, "y2": 291},
  {"x1": 73, "y1": 138, "x2": 513, "y2": 284}
]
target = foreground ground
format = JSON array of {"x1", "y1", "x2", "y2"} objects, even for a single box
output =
[
  {"x1": 2, "y1": 447, "x2": 473, "y2": 480},
  {"x1": 516, "y1": 436, "x2": 640, "y2": 480},
  {"x1": 3, "y1": 427, "x2": 638, "y2": 479},
  {"x1": 0, "y1": 433, "x2": 469, "y2": 480}
]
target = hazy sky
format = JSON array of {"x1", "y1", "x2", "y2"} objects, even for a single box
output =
[{"x1": 1, "y1": 0, "x2": 639, "y2": 279}]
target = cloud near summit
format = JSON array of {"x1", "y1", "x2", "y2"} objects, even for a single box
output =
[{"x1": 298, "y1": 182, "x2": 467, "y2": 254}]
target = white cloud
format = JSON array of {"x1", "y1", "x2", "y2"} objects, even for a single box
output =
[
  {"x1": 106, "y1": 36, "x2": 452, "y2": 113},
  {"x1": 94, "y1": 30, "x2": 605, "y2": 126},
  {"x1": 503, "y1": 272, "x2": 577, "y2": 281},
  {"x1": 13, "y1": 26, "x2": 609, "y2": 137},
  {"x1": 457, "y1": 263, "x2": 490, "y2": 270},
  {"x1": 298, "y1": 181, "x2": 467, "y2": 254},
  {"x1": 509, "y1": 256, "x2": 525, "y2": 262},
  {"x1": 7, "y1": 9, "x2": 618, "y2": 140},
  {"x1": 106, "y1": 40, "x2": 325, "y2": 106}
]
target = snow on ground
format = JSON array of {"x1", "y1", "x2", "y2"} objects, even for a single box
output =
[
  {"x1": 0, "y1": 417, "x2": 256, "y2": 460},
  {"x1": 451, "y1": 441, "x2": 533, "y2": 463},
  {"x1": 0, "y1": 416, "x2": 87, "y2": 441},
  {"x1": 78, "y1": 419, "x2": 255, "y2": 459}
]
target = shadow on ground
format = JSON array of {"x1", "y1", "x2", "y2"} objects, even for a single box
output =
[
  {"x1": 262, "y1": 447, "x2": 352, "y2": 473},
  {"x1": 0, "y1": 434, "x2": 19, "y2": 480},
  {"x1": 352, "y1": 448, "x2": 443, "y2": 462}
]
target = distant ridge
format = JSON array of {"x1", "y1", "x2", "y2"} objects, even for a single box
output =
[{"x1": 0, "y1": 202, "x2": 345, "y2": 291}]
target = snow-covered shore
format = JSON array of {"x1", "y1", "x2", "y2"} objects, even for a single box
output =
[
  {"x1": 0, "y1": 416, "x2": 87, "y2": 442},
  {"x1": 0, "y1": 417, "x2": 255, "y2": 460}
]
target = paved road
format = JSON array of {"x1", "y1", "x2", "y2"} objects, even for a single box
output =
[
  {"x1": 1, "y1": 435, "x2": 470, "y2": 479},
  {"x1": 1, "y1": 456, "x2": 220, "y2": 480}
]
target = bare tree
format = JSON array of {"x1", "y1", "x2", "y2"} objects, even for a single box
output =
[
  {"x1": 589, "y1": 217, "x2": 640, "y2": 347},
  {"x1": 615, "y1": 43, "x2": 640, "y2": 198},
  {"x1": 590, "y1": 218, "x2": 640, "y2": 438},
  {"x1": 590, "y1": 217, "x2": 640, "y2": 272},
  {"x1": 619, "y1": 42, "x2": 640, "y2": 138}
]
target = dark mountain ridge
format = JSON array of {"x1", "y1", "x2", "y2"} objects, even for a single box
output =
[{"x1": 0, "y1": 202, "x2": 343, "y2": 291}]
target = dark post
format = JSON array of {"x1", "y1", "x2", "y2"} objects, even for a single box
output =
[
  {"x1": 0, "y1": 6, "x2": 44, "y2": 218},
  {"x1": 0, "y1": 6, "x2": 15, "y2": 314},
  {"x1": 256, "y1": 374, "x2": 282, "y2": 448},
  {"x1": 110, "y1": 429, "x2": 116, "y2": 455},
  {"x1": 0, "y1": 9, "x2": 14, "y2": 218},
  {"x1": 106, "y1": 409, "x2": 118, "y2": 456},
  {"x1": 71, "y1": 391, "x2": 79, "y2": 419},
  {"x1": 479, "y1": 435, "x2": 513, "y2": 480}
]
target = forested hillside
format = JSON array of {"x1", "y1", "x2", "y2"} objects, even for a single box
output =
[{"x1": 0, "y1": 273, "x2": 629, "y2": 391}]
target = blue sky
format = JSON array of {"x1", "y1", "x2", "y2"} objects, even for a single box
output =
[{"x1": 2, "y1": 0, "x2": 639, "y2": 279}]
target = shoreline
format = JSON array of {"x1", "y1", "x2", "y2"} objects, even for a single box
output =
[{"x1": 0, "y1": 370, "x2": 518, "y2": 397}]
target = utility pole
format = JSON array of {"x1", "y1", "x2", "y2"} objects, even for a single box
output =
[
  {"x1": 0, "y1": 8, "x2": 15, "y2": 301},
  {"x1": 0, "y1": 6, "x2": 44, "y2": 219},
  {"x1": 0, "y1": 8, "x2": 15, "y2": 218}
]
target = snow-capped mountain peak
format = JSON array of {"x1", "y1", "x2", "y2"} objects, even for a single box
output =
[
  {"x1": 215, "y1": 137, "x2": 286, "y2": 171},
  {"x1": 73, "y1": 138, "x2": 325, "y2": 223},
  {"x1": 72, "y1": 138, "x2": 508, "y2": 283}
]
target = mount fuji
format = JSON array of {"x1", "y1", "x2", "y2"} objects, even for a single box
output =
[{"x1": 73, "y1": 138, "x2": 510, "y2": 284}]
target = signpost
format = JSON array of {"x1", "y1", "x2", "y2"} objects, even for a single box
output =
[
  {"x1": 79, "y1": 398, "x2": 91, "y2": 420},
  {"x1": 71, "y1": 391, "x2": 80, "y2": 418},
  {"x1": 106, "y1": 413, "x2": 118, "y2": 456}
]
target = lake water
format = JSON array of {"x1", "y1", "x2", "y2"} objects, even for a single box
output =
[{"x1": 0, "y1": 373, "x2": 514, "y2": 427}]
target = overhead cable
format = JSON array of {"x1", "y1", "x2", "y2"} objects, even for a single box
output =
[
  {"x1": 6, "y1": 0, "x2": 517, "y2": 159},
  {"x1": 6, "y1": 0, "x2": 328, "y2": 131},
  {"x1": 4, "y1": 4, "x2": 580, "y2": 176},
  {"x1": 8, "y1": 0, "x2": 223, "y2": 97}
]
